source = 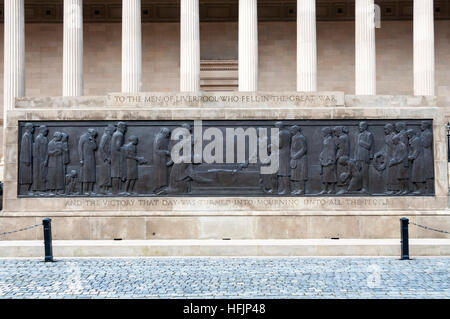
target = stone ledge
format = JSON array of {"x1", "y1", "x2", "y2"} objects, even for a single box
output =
[{"x1": 1, "y1": 239, "x2": 449, "y2": 257}]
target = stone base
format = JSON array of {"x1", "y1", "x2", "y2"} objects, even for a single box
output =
[
  {"x1": 1, "y1": 214, "x2": 449, "y2": 240},
  {"x1": 2, "y1": 93, "x2": 449, "y2": 244},
  {"x1": 1, "y1": 239, "x2": 450, "y2": 257}
]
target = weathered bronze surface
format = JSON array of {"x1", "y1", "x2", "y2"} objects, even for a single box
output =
[{"x1": 17, "y1": 120, "x2": 435, "y2": 197}]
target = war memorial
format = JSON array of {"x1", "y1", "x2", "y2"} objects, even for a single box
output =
[{"x1": 1, "y1": 0, "x2": 450, "y2": 256}]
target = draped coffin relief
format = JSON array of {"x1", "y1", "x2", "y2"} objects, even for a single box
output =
[{"x1": 17, "y1": 119, "x2": 435, "y2": 197}]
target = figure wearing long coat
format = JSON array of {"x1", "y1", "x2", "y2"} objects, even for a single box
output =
[
  {"x1": 421, "y1": 128, "x2": 433, "y2": 179},
  {"x1": 347, "y1": 159, "x2": 363, "y2": 191},
  {"x1": 124, "y1": 143, "x2": 138, "y2": 180},
  {"x1": 110, "y1": 130, "x2": 125, "y2": 179},
  {"x1": 319, "y1": 135, "x2": 336, "y2": 183},
  {"x1": 409, "y1": 135, "x2": 425, "y2": 183},
  {"x1": 62, "y1": 135, "x2": 70, "y2": 167},
  {"x1": 392, "y1": 141, "x2": 409, "y2": 180},
  {"x1": 78, "y1": 133, "x2": 98, "y2": 183},
  {"x1": 32, "y1": 133, "x2": 48, "y2": 191},
  {"x1": 290, "y1": 133, "x2": 308, "y2": 181},
  {"x1": 19, "y1": 131, "x2": 33, "y2": 185},
  {"x1": 336, "y1": 132, "x2": 350, "y2": 185},
  {"x1": 355, "y1": 130, "x2": 374, "y2": 163},
  {"x1": 47, "y1": 139, "x2": 64, "y2": 190},
  {"x1": 153, "y1": 131, "x2": 171, "y2": 191},
  {"x1": 277, "y1": 128, "x2": 291, "y2": 177},
  {"x1": 99, "y1": 131, "x2": 112, "y2": 187},
  {"x1": 385, "y1": 131, "x2": 398, "y2": 189}
]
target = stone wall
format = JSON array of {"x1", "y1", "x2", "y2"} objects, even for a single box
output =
[
  {"x1": 0, "y1": 20, "x2": 450, "y2": 112},
  {"x1": 0, "y1": 20, "x2": 450, "y2": 168},
  {"x1": 1, "y1": 93, "x2": 448, "y2": 240}
]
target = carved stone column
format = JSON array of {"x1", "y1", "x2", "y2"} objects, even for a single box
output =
[
  {"x1": 4, "y1": 0, "x2": 25, "y2": 112},
  {"x1": 297, "y1": 0, "x2": 317, "y2": 92},
  {"x1": 238, "y1": 0, "x2": 258, "y2": 92},
  {"x1": 414, "y1": 0, "x2": 435, "y2": 96},
  {"x1": 63, "y1": 0, "x2": 83, "y2": 96},
  {"x1": 180, "y1": 0, "x2": 200, "y2": 92},
  {"x1": 122, "y1": 0, "x2": 142, "y2": 93},
  {"x1": 355, "y1": 0, "x2": 376, "y2": 95}
]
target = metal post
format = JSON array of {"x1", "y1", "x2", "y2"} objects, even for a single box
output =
[
  {"x1": 400, "y1": 217, "x2": 410, "y2": 260},
  {"x1": 42, "y1": 218, "x2": 54, "y2": 262},
  {"x1": 447, "y1": 123, "x2": 450, "y2": 162}
]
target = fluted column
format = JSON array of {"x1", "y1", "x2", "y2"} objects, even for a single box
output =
[
  {"x1": 297, "y1": 0, "x2": 317, "y2": 92},
  {"x1": 414, "y1": 0, "x2": 435, "y2": 96},
  {"x1": 355, "y1": 0, "x2": 376, "y2": 95},
  {"x1": 122, "y1": 0, "x2": 142, "y2": 92},
  {"x1": 180, "y1": 0, "x2": 200, "y2": 92},
  {"x1": 4, "y1": 0, "x2": 25, "y2": 113},
  {"x1": 238, "y1": 0, "x2": 258, "y2": 92},
  {"x1": 63, "y1": 0, "x2": 83, "y2": 96}
]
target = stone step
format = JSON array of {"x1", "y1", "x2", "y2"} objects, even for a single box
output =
[{"x1": 1, "y1": 239, "x2": 450, "y2": 257}]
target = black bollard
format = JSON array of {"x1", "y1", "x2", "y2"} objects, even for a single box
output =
[
  {"x1": 42, "y1": 218, "x2": 54, "y2": 262},
  {"x1": 400, "y1": 217, "x2": 410, "y2": 260}
]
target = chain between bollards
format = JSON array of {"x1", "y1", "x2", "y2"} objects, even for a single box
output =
[
  {"x1": 400, "y1": 217, "x2": 410, "y2": 260},
  {"x1": 42, "y1": 218, "x2": 54, "y2": 262}
]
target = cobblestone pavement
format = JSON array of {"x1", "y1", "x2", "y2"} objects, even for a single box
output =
[{"x1": 0, "y1": 257, "x2": 449, "y2": 299}]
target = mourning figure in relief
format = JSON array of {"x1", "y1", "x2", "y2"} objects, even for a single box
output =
[
  {"x1": 32, "y1": 125, "x2": 49, "y2": 194},
  {"x1": 289, "y1": 125, "x2": 308, "y2": 195},
  {"x1": 79, "y1": 128, "x2": 98, "y2": 195},
  {"x1": 19, "y1": 123, "x2": 34, "y2": 195}
]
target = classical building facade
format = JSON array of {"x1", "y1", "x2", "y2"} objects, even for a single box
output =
[{"x1": 1, "y1": 0, "x2": 450, "y2": 248}]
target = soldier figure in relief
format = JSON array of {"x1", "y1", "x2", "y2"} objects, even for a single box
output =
[
  {"x1": 354, "y1": 121, "x2": 374, "y2": 194},
  {"x1": 32, "y1": 125, "x2": 49, "y2": 195},
  {"x1": 289, "y1": 125, "x2": 308, "y2": 195},
  {"x1": 19, "y1": 123, "x2": 34, "y2": 195}
]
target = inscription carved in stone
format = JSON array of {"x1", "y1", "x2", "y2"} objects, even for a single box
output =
[{"x1": 17, "y1": 120, "x2": 435, "y2": 197}]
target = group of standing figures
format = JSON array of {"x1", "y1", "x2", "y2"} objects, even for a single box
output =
[
  {"x1": 316, "y1": 120, "x2": 434, "y2": 195},
  {"x1": 19, "y1": 122, "x2": 147, "y2": 196},
  {"x1": 18, "y1": 120, "x2": 434, "y2": 197}
]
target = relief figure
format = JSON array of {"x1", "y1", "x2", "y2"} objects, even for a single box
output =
[
  {"x1": 289, "y1": 125, "x2": 308, "y2": 195},
  {"x1": 275, "y1": 122, "x2": 291, "y2": 195},
  {"x1": 65, "y1": 170, "x2": 79, "y2": 195},
  {"x1": 47, "y1": 132, "x2": 65, "y2": 195},
  {"x1": 152, "y1": 127, "x2": 171, "y2": 194},
  {"x1": 79, "y1": 128, "x2": 98, "y2": 195},
  {"x1": 111, "y1": 122, "x2": 127, "y2": 194},
  {"x1": 319, "y1": 127, "x2": 336, "y2": 194},
  {"x1": 19, "y1": 123, "x2": 34, "y2": 195},
  {"x1": 122, "y1": 135, "x2": 148, "y2": 195},
  {"x1": 334, "y1": 126, "x2": 350, "y2": 194},
  {"x1": 420, "y1": 121, "x2": 434, "y2": 194},
  {"x1": 389, "y1": 135, "x2": 409, "y2": 195},
  {"x1": 99, "y1": 124, "x2": 115, "y2": 194},
  {"x1": 354, "y1": 121, "x2": 374, "y2": 194},
  {"x1": 407, "y1": 129, "x2": 426, "y2": 195},
  {"x1": 165, "y1": 123, "x2": 197, "y2": 194},
  {"x1": 32, "y1": 125, "x2": 49, "y2": 194}
]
